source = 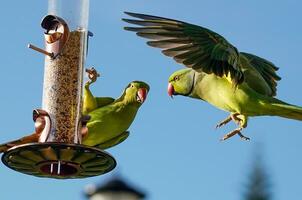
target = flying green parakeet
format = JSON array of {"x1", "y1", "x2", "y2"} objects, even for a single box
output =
[
  {"x1": 123, "y1": 12, "x2": 302, "y2": 140},
  {"x1": 0, "y1": 68, "x2": 149, "y2": 152}
]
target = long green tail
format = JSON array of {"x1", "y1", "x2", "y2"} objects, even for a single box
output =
[{"x1": 264, "y1": 98, "x2": 302, "y2": 121}]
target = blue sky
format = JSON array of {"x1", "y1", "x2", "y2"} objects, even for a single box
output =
[{"x1": 0, "y1": 0, "x2": 301, "y2": 199}]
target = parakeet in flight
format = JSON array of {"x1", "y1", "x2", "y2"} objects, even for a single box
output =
[
  {"x1": 123, "y1": 12, "x2": 302, "y2": 141},
  {"x1": 0, "y1": 68, "x2": 149, "y2": 152}
]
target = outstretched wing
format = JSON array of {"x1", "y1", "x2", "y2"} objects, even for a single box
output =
[
  {"x1": 240, "y1": 52, "x2": 281, "y2": 96},
  {"x1": 123, "y1": 12, "x2": 244, "y2": 85}
]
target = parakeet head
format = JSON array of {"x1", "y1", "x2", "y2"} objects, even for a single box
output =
[
  {"x1": 123, "y1": 81, "x2": 150, "y2": 105},
  {"x1": 168, "y1": 69, "x2": 195, "y2": 97}
]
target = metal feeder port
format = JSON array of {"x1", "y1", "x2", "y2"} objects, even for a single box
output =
[{"x1": 2, "y1": 0, "x2": 116, "y2": 179}]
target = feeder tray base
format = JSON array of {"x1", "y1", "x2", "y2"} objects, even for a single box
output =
[{"x1": 1, "y1": 143, "x2": 116, "y2": 179}]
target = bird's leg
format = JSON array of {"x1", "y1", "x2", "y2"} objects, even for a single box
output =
[
  {"x1": 83, "y1": 67, "x2": 100, "y2": 115},
  {"x1": 216, "y1": 113, "x2": 241, "y2": 128},
  {"x1": 230, "y1": 113, "x2": 242, "y2": 125},
  {"x1": 216, "y1": 115, "x2": 232, "y2": 128},
  {"x1": 220, "y1": 127, "x2": 243, "y2": 141},
  {"x1": 220, "y1": 114, "x2": 250, "y2": 141}
]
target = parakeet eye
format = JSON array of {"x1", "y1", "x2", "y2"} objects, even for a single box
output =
[
  {"x1": 131, "y1": 84, "x2": 134, "y2": 88},
  {"x1": 174, "y1": 76, "x2": 179, "y2": 81}
]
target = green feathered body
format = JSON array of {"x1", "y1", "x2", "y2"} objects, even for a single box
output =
[
  {"x1": 82, "y1": 80, "x2": 149, "y2": 149},
  {"x1": 191, "y1": 71, "x2": 302, "y2": 120},
  {"x1": 0, "y1": 81, "x2": 149, "y2": 153},
  {"x1": 123, "y1": 12, "x2": 302, "y2": 140},
  {"x1": 83, "y1": 101, "x2": 139, "y2": 147}
]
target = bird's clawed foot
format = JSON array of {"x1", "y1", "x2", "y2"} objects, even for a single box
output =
[
  {"x1": 85, "y1": 67, "x2": 100, "y2": 85},
  {"x1": 216, "y1": 113, "x2": 241, "y2": 128},
  {"x1": 220, "y1": 127, "x2": 242, "y2": 141},
  {"x1": 216, "y1": 113, "x2": 250, "y2": 141},
  {"x1": 220, "y1": 128, "x2": 250, "y2": 141},
  {"x1": 216, "y1": 116, "x2": 232, "y2": 129},
  {"x1": 80, "y1": 115, "x2": 91, "y2": 138},
  {"x1": 238, "y1": 132, "x2": 250, "y2": 141}
]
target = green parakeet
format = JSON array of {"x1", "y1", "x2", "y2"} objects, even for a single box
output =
[
  {"x1": 82, "y1": 68, "x2": 150, "y2": 149},
  {"x1": 0, "y1": 68, "x2": 149, "y2": 152},
  {"x1": 123, "y1": 12, "x2": 302, "y2": 140}
]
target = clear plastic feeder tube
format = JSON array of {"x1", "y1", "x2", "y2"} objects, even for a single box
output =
[
  {"x1": 48, "y1": 0, "x2": 90, "y2": 30},
  {"x1": 42, "y1": 0, "x2": 90, "y2": 143}
]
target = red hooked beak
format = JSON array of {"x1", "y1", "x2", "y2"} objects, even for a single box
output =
[
  {"x1": 167, "y1": 83, "x2": 175, "y2": 98},
  {"x1": 137, "y1": 88, "x2": 148, "y2": 103}
]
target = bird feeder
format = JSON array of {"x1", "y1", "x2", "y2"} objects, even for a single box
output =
[{"x1": 1, "y1": 0, "x2": 116, "y2": 179}]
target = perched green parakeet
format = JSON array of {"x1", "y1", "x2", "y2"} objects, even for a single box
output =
[
  {"x1": 123, "y1": 12, "x2": 302, "y2": 140},
  {"x1": 82, "y1": 68, "x2": 150, "y2": 149},
  {"x1": 0, "y1": 68, "x2": 149, "y2": 152}
]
